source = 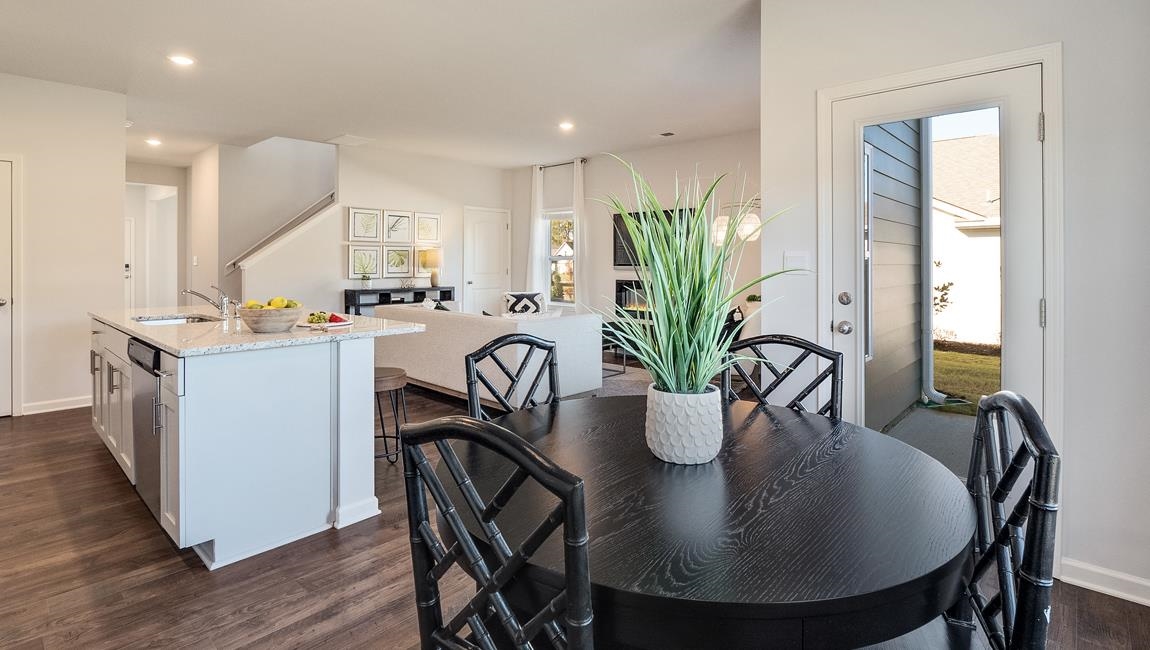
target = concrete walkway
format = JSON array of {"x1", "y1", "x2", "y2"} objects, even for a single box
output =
[{"x1": 886, "y1": 406, "x2": 976, "y2": 477}]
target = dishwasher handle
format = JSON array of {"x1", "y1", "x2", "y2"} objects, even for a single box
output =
[{"x1": 151, "y1": 371, "x2": 174, "y2": 436}]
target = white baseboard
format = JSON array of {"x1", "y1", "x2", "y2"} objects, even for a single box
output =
[
  {"x1": 333, "y1": 497, "x2": 381, "y2": 529},
  {"x1": 1059, "y1": 557, "x2": 1150, "y2": 606},
  {"x1": 194, "y1": 523, "x2": 333, "y2": 571},
  {"x1": 22, "y1": 395, "x2": 92, "y2": 415}
]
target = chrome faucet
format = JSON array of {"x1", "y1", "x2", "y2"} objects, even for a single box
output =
[{"x1": 182, "y1": 285, "x2": 233, "y2": 318}]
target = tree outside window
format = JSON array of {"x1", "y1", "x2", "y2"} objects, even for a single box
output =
[{"x1": 547, "y1": 211, "x2": 575, "y2": 304}]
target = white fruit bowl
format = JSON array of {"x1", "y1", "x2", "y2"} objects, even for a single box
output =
[{"x1": 238, "y1": 307, "x2": 304, "y2": 333}]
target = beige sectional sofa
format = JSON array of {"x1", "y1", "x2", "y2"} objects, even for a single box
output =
[{"x1": 373, "y1": 304, "x2": 603, "y2": 402}]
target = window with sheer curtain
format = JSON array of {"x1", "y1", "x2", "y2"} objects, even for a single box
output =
[{"x1": 545, "y1": 209, "x2": 575, "y2": 304}]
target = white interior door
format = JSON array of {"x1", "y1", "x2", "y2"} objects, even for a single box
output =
[
  {"x1": 462, "y1": 206, "x2": 510, "y2": 314},
  {"x1": 830, "y1": 64, "x2": 1045, "y2": 422},
  {"x1": 1, "y1": 161, "x2": 12, "y2": 417}
]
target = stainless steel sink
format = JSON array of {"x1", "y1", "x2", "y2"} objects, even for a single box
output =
[{"x1": 132, "y1": 314, "x2": 223, "y2": 326}]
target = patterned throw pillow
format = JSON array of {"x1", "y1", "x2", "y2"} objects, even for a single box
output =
[{"x1": 504, "y1": 292, "x2": 545, "y2": 314}]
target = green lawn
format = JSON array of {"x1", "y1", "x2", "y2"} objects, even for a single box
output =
[{"x1": 933, "y1": 350, "x2": 1001, "y2": 416}]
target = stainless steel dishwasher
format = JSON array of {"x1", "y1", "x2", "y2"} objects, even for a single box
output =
[{"x1": 128, "y1": 338, "x2": 167, "y2": 522}]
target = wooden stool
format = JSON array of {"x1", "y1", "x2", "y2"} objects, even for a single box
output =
[{"x1": 374, "y1": 367, "x2": 408, "y2": 464}]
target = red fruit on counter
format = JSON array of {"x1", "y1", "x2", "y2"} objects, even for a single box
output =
[{"x1": 327, "y1": 314, "x2": 347, "y2": 323}]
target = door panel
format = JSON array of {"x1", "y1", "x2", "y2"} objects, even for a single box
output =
[
  {"x1": 831, "y1": 65, "x2": 1044, "y2": 422},
  {"x1": 462, "y1": 207, "x2": 510, "y2": 314},
  {"x1": 1, "y1": 161, "x2": 11, "y2": 416}
]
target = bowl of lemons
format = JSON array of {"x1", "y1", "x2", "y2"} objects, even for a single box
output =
[{"x1": 237, "y1": 296, "x2": 304, "y2": 333}]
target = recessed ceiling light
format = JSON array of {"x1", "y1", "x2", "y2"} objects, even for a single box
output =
[
  {"x1": 124, "y1": 120, "x2": 134, "y2": 129},
  {"x1": 559, "y1": 122, "x2": 574, "y2": 131},
  {"x1": 167, "y1": 54, "x2": 195, "y2": 66},
  {"x1": 145, "y1": 138, "x2": 163, "y2": 146}
]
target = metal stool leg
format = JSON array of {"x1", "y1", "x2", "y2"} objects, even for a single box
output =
[
  {"x1": 386, "y1": 390, "x2": 401, "y2": 464},
  {"x1": 375, "y1": 389, "x2": 401, "y2": 464},
  {"x1": 375, "y1": 391, "x2": 386, "y2": 438}
]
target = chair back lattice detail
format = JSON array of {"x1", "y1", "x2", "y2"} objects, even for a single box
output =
[
  {"x1": 466, "y1": 334, "x2": 561, "y2": 420},
  {"x1": 401, "y1": 416, "x2": 593, "y2": 650},
  {"x1": 719, "y1": 334, "x2": 844, "y2": 419},
  {"x1": 965, "y1": 391, "x2": 1060, "y2": 650}
]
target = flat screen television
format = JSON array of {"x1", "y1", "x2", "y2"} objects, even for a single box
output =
[
  {"x1": 612, "y1": 213, "x2": 638, "y2": 267},
  {"x1": 612, "y1": 209, "x2": 690, "y2": 267}
]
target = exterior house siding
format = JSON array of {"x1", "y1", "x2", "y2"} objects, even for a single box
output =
[{"x1": 864, "y1": 120, "x2": 924, "y2": 431}]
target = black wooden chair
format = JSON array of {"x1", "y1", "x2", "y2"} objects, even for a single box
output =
[
  {"x1": 874, "y1": 390, "x2": 1061, "y2": 649},
  {"x1": 400, "y1": 416, "x2": 594, "y2": 650},
  {"x1": 465, "y1": 333, "x2": 560, "y2": 420},
  {"x1": 718, "y1": 306, "x2": 745, "y2": 346},
  {"x1": 964, "y1": 390, "x2": 1061, "y2": 649},
  {"x1": 719, "y1": 334, "x2": 844, "y2": 419}
]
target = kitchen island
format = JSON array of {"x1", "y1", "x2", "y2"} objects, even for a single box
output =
[{"x1": 88, "y1": 307, "x2": 423, "y2": 569}]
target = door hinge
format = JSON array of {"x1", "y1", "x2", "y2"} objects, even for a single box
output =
[
  {"x1": 1038, "y1": 112, "x2": 1045, "y2": 142},
  {"x1": 1039, "y1": 298, "x2": 1047, "y2": 328}
]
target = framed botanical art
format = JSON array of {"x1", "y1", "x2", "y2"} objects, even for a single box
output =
[
  {"x1": 384, "y1": 245, "x2": 414, "y2": 277},
  {"x1": 348, "y1": 207, "x2": 382, "y2": 242},
  {"x1": 384, "y1": 210, "x2": 413, "y2": 243},
  {"x1": 348, "y1": 245, "x2": 382, "y2": 279},
  {"x1": 415, "y1": 212, "x2": 441, "y2": 244}
]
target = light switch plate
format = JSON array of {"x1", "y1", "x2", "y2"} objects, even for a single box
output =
[{"x1": 784, "y1": 250, "x2": 810, "y2": 271}]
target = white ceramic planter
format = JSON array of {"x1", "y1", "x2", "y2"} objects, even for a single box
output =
[{"x1": 645, "y1": 384, "x2": 723, "y2": 465}]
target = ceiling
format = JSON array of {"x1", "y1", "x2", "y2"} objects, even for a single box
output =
[{"x1": 0, "y1": 0, "x2": 760, "y2": 168}]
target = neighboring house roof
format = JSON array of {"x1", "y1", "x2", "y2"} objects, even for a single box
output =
[
  {"x1": 933, "y1": 198, "x2": 1000, "y2": 233},
  {"x1": 932, "y1": 134, "x2": 1000, "y2": 219}
]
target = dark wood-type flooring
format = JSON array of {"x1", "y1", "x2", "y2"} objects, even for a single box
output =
[{"x1": 1, "y1": 387, "x2": 1147, "y2": 649}]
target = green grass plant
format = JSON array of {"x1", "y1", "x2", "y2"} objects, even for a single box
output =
[{"x1": 598, "y1": 156, "x2": 787, "y2": 394}]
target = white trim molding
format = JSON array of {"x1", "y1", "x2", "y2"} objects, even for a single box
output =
[
  {"x1": 22, "y1": 395, "x2": 92, "y2": 415},
  {"x1": 815, "y1": 43, "x2": 1066, "y2": 572},
  {"x1": 1, "y1": 154, "x2": 24, "y2": 417},
  {"x1": 1060, "y1": 558, "x2": 1150, "y2": 607}
]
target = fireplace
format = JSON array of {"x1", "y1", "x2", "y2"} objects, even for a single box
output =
[{"x1": 615, "y1": 280, "x2": 648, "y2": 316}]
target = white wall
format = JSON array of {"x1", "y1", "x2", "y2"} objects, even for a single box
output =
[
  {"x1": 243, "y1": 145, "x2": 506, "y2": 313},
  {"x1": 126, "y1": 162, "x2": 188, "y2": 299},
  {"x1": 761, "y1": 0, "x2": 1150, "y2": 602},
  {"x1": 187, "y1": 146, "x2": 220, "y2": 297},
  {"x1": 508, "y1": 130, "x2": 762, "y2": 332},
  {"x1": 0, "y1": 73, "x2": 125, "y2": 413},
  {"x1": 217, "y1": 137, "x2": 337, "y2": 296}
]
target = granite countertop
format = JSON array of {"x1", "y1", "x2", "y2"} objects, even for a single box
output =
[{"x1": 90, "y1": 306, "x2": 425, "y2": 357}]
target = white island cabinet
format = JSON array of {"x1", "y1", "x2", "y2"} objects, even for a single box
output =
[{"x1": 89, "y1": 307, "x2": 423, "y2": 570}]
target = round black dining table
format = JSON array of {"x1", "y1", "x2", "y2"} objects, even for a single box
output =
[{"x1": 438, "y1": 396, "x2": 977, "y2": 649}]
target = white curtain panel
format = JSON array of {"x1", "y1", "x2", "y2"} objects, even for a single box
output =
[
  {"x1": 572, "y1": 158, "x2": 591, "y2": 313},
  {"x1": 525, "y1": 165, "x2": 550, "y2": 294}
]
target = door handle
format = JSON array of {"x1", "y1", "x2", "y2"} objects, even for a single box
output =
[
  {"x1": 0, "y1": 297, "x2": 7, "y2": 306},
  {"x1": 836, "y1": 321, "x2": 855, "y2": 335},
  {"x1": 837, "y1": 292, "x2": 853, "y2": 305},
  {"x1": 466, "y1": 281, "x2": 474, "y2": 285}
]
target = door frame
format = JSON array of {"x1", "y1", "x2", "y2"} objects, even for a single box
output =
[
  {"x1": 124, "y1": 216, "x2": 136, "y2": 311},
  {"x1": 815, "y1": 43, "x2": 1065, "y2": 573},
  {"x1": 1, "y1": 154, "x2": 25, "y2": 417},
  {"x1": 461, "y1": 205, "x2": 511, "y2": 314}
]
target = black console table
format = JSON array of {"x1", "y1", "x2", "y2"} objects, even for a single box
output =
[{"x1": 343, "y1": 287, "x2": 455, "y2": 315}]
